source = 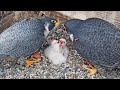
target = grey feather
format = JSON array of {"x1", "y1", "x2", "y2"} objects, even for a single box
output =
[
  {"x1": 65, "y1": 18, "x2": 120, "y2": 68},
  {"x1": 0, "y1": 16, "x2": 56, "y2": 57}
]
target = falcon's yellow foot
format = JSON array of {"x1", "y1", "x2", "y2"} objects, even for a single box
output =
[
  {"x1": 25, "y1": 51, "x2": 43, "y2": 67},
  {"x1": 25, "y1": 58, "x2": 40, "y2": 67},
  {"x1": 81, "y1": 60, "x2": 97, "y2": 77}
]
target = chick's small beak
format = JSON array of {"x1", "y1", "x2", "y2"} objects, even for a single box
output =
[
  {"x1": 49, "y1": 36, "x2": 54, "y2": 42},
  {"x1": 58, "y1": 40, "x2": 63, "y2": 47}
]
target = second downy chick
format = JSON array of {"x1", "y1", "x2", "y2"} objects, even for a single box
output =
[{"x1": 44, "y1": 38, "x2": 69, "y2": 65}]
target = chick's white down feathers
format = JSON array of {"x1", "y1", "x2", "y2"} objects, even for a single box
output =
[
  {"x1": 59, "y1": 38, "x2": 69, "y2": 59},
  {"x1": 44, "y1": 38, "x2": 69, "y2": 65}
]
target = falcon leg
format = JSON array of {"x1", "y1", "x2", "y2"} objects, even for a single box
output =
[
  {"x1": 25, "y1": 58, "x2": 41, "y2": 67},
  {"x1": 82, "y1": 64, "x2": 97, "y2": 77},
  {"x1": 81, "y1": 60, "x2": 97, "y2": 77},
  {"x1": 25, "y1": 58, "x2": 33, "y2": 67}
]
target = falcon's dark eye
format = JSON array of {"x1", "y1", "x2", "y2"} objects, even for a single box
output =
[{"x1": 51, "y1": 20, "x2": 57, "y2": 24}]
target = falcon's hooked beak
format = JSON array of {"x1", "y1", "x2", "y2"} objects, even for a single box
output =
[{"x1": 51, "y1": 20, "x2": 60, "y2": 27}]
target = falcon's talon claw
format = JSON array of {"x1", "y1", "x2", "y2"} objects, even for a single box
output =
[
  {"x1": 25, "y1": 58, "x2": 40, "y2": 67},
  {"x1": 25, "y1": 52, "x2": 42, "y2": 67},
  {"x1": 81, "y1": 61, "x2": 97, "y2": 77},
  {"x1": 25, "y1": 59, "x2": 33, "y2": 67}
]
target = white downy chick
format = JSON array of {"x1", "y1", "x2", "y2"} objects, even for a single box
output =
[
  {"x1": 44, "y1": 39, "x2": 68, "y2": 65},
  {"x1": 58, "y1": 38, "x2": 69, "y2": 59}
]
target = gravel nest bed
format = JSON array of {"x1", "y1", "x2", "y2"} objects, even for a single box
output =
[
  {"x1": 1, "y1": 17, "x2": 120, "y2": 79},
  {"x1": 1, "y1": 48, "x2": 120, "y2": 79}
]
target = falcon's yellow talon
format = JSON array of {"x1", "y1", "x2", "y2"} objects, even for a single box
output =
[
  {"x1": 25, "y1": 59, "x2": 33, "y2": 67},
  {"x1": 24, "y1": 52, "x2": 42, "y2": 67},
  {"x1": 81, "y1": 62, "x2": 97, "y2": 77},
  {"x1": 25, "y1": 58, "x2": 40, "y2": 67},
  {"x1": 82, "y1": 65, "x2": 97, "y2": 77}
]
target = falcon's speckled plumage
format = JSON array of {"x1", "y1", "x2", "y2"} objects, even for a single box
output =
[
  {"x1": 0, "y1": 17, "x2": 57, "y2": 57},
  {"x1": 65, "y1": 18, "x2": 120, "y2": 68}
]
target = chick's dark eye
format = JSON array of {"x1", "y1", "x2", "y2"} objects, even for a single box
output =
[{"x1": 49, "y1": 36, "x2": 54, "y2": 40}]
